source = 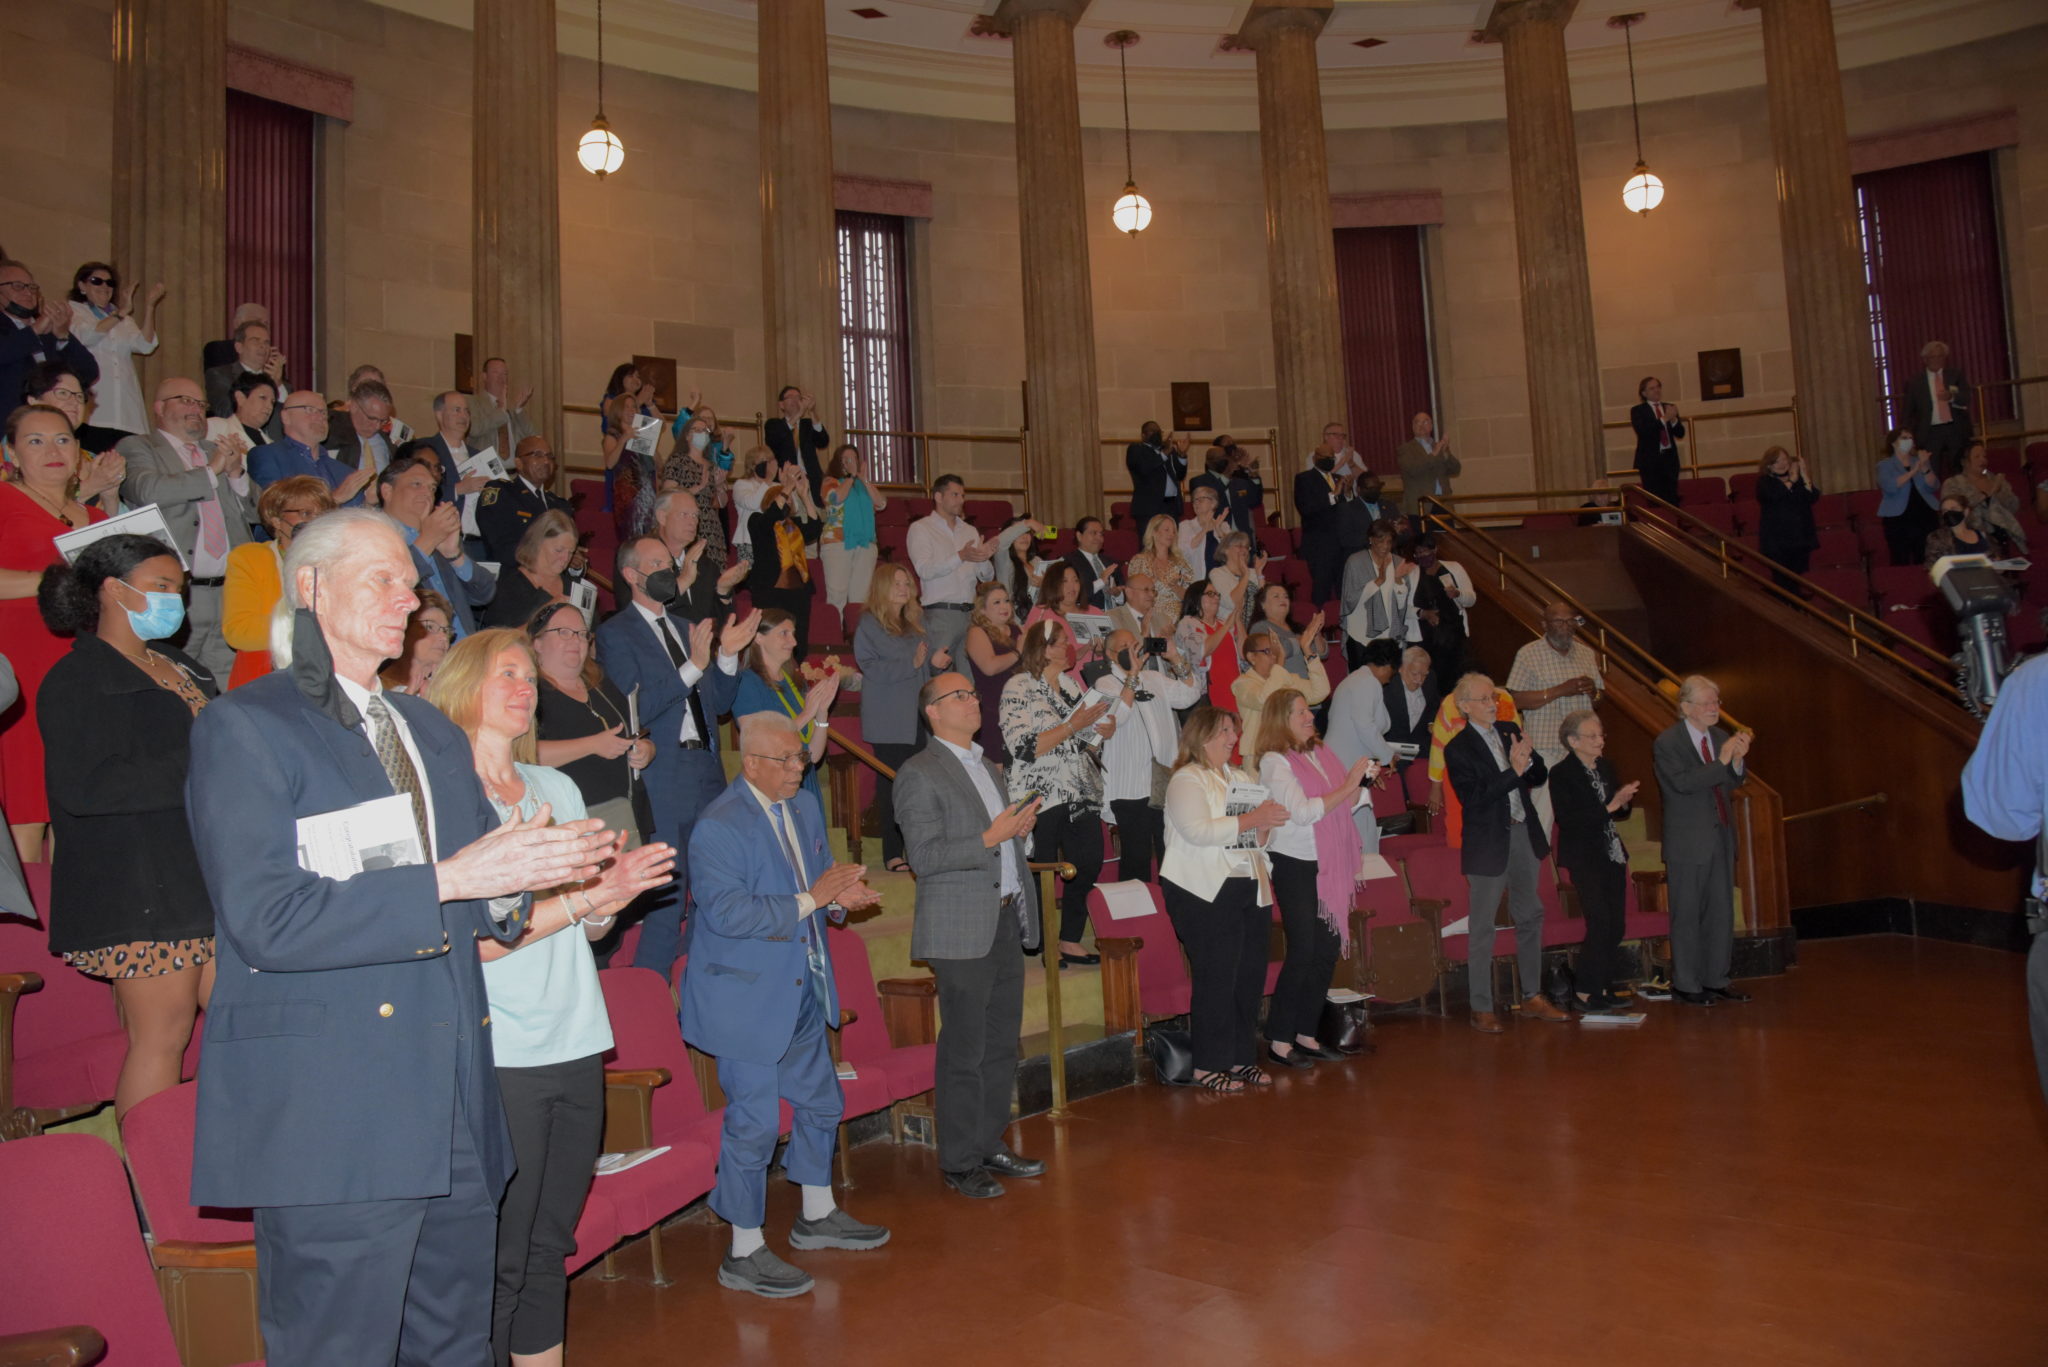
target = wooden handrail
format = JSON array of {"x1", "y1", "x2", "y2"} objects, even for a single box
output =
[
  {"x1": 1784, "y1": 792, "x2": 1888, "y2": 824},
  {"x1": 1618, "y1": 485, "x2": 1957, "y2": 689},
  {"x1": 1599, "y1": 402, "x2": 1801, "y2": 480}
]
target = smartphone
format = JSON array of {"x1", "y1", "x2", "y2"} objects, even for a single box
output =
[
  {"x1": 1012, "y1": 791, "x2": 1040, "y2": 811},
  {"x1": 1141, "y1": 637, "x2": 1168, "y2": 656},
  {"x1": 1038, "y1": 525, "x2": 1059, "y2": 540}
]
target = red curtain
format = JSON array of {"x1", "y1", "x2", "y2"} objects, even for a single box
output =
[
  {"x1": 224, "y1": 89, "x2": 316, "y2": 388},
  {"x1": 1334, "y1": 226, "x2": 1434, "y2": 475},
  {"x1": 1854, "y1": 152, "x2": 2015, "y2": 427},
  {"x1": 836, "y1": 211, "x2": 916, "y2": 484}
]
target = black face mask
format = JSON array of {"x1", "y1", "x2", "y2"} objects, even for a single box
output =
[
  {"x1": 1116, "y1": 648, "x2": 1134, "y2": 672},
  {"x1": 1313, "y1": 456, "x2": 1335, "y2": 472},
  {"x1": 1941, "y1": 510, "x2": 1966, "y2": 528},
  {"x1": 2, "y1": 299, "x2": 35, "y2": 320},
  {"x1": 641, "y1": 568, "x2": 680, "y2": 604}
]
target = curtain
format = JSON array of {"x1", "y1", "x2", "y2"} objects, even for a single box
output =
[
  {"x1": 1854, "y1": 152, "x2": 2015, "y2": 427},
  {"x1": 1334, "y1": 226, "x2": 1434, "y2": 475},
  {"x1": 836, "y1": 211, "x2": 916, "y2": 485},
  {"x1": 224, "y1": 89, "x2": 316, "y2": 390}
]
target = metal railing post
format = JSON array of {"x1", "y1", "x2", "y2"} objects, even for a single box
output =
[{"x1": 1030, "y1": 860, "x2": 1077, "y2": 1119}]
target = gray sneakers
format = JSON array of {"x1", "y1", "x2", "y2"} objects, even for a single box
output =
[
  {"x1": 717, "y1": 1245, "x2": 815, "y2": 1299},
  {"x1": 788, "y1": 1206, "x2": 892, "y2": 1251}
]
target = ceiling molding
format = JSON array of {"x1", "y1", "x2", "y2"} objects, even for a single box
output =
[{"x1": 374, "y1": 1, "x2": 2046, "y2": 131}]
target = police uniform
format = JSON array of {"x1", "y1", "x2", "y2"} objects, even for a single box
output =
[{"x1": 476, "y1": 477, "x2": 574, "y2": 566}]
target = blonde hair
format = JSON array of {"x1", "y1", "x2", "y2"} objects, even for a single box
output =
[
  {"x1": 863, "y1": 560, "x2": 925, "y2": 636},
  {"x1": 1172, "y1": 704, "x2": 1241, "y2": 772},
  {"x1": 514, "y1": 508, "x2": 577, "y2": 570},
  {"x1": 969, "y1": 577, "x2": 1015, "y2": 646},
  {"x1": 424, "y1": 628, "x2": 539, "y2": 764},
  {"x1": 1252, "y1": 687, "x2": 1315, "y2": 761}
]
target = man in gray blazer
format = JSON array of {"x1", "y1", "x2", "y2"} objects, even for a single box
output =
[
  {"x1": 894, "y1": 672, "x2": 1045, "y2": 1200},
  {"x1": 1651, "y1": 675, "x2": 1755, "y2": 1007},
  {"x1": 118, "y1": 375, "x2": 256, "y2": 678}
]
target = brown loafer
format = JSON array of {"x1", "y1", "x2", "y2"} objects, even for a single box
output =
[
  {"x1": 1521, "y1": 993, "x2": 1571, "y2": 1023},
  {"x1": 1469, "y1": 1011, "x2": 1505, "y2": 1034}
]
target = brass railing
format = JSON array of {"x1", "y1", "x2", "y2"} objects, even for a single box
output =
[
  {"x1": 1783, "y1": 793, "x2": 1888, "y2": 824},
  {"x1": 1599, "y1": 402, "x2": 1800, "y2": 483}
]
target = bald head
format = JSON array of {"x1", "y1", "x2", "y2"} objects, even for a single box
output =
[
  {"x1": 919, "y1": 671, "x2": 981, "y2": 746},
  {"x1": 279, "y1": 389, "x2": 328, "y2": 446},
  {"x1": 514, "y1": 433, "x2": 556, "y2": 487},
  {"x1": 153, "y1": 376, "x2": 207, "y2": 440},
  {"x1": 1541, "y1": 601, "x2": 1578, "y2": 651}
]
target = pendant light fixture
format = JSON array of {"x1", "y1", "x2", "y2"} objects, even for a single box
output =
[
  {"x1": 577, "y1": 0, "x2": 625, "y2": 178},
  {"x1": 1611, "y1": 13, "x2": 1662, "y2": 216},
  {"x1": 1107, "y1": 31, "x2": 1151, "y2": 236}
]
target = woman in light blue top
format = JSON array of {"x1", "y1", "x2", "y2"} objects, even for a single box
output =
[
  {"x1": 820, "y1": 443, "x2": 885, "y2": 612},
  {"x1": 427, "y1": 628, "x2": 675, "y2": 1367},
  {"x1": 1875, "y1": 427, "x2": 1940, "y2": 567}
]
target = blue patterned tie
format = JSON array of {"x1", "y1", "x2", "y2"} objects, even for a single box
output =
[{"x1": 774, "y1": 802, "x2": 832, "y2": 1020}]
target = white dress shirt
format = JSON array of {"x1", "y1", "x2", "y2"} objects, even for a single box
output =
[
  {"x1": 936, "y1": 736, "x2": 1021, "y2": 898},
  {"x1": 744, "y1": 778, "x2": 819, "y2": 918},
  {"x1": 907, "y1": 511, "x2": 994, "y2": 606},
  {"x1": 1685, "y1": 719, "x2": 1744, "y2": 777},
  {"x1": 1096, "y1": 665, "x2": 1201, "y2": 809},
  {"x1": 1258, "y1": 749, "x2": 1335, "y2": 862},
  {"x1": 156, "y1": 427, "x2": 250, "y2": 579},
  {"x1": 628, "y1": 599, "x2": 736, "y2": 744}
]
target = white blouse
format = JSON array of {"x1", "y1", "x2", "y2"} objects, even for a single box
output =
[
  {"x1": 69, "y1": 301, "x2": 158, "y2": 435},
  {"x1": 1160, "y1": 764, "x2": 1272, "y2": 905}
]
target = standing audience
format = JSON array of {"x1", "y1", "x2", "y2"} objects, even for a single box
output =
[
  {"x1": 853, "y1": 563, "x2": 945, "y2": 874},
  {"x1": 819, "y1": 444, "x2": 884, "y2": 612},
  {"x1": 66, "y1": 261, "x2": 161, "y2": 450},
  {"x1": 1652, "y1": 676, "x2": 1754, "y2": 1007},
  {"x1": 223, "y1": 475, "x2": 336, "y2": 687},
  {"x1": 530, "y1": 600, "x2": 655, "y2": 847},
  {"x1": 1753, "y1": 445, "x2": 1820, "y2": 582},
  {"x1": 963, "y1": 578, "x2": 1022, "y2": 762},
  {"x1": 733, "y1": 610, "x2": 837, "y2": 807},
  {"x1": 1549, "y1": 710, "x2": 1641, "y2": 1016},
  {"x1": 907, "y1": 474, "x2": 996, "y2": 661},
  {"x1": 1875, "y1": 429, "x2": 1941, "y2": 567}
]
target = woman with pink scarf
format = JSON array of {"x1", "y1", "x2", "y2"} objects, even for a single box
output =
[{"x1": 1252, "y1": 688, "x2": 1378, "y2": 1068}]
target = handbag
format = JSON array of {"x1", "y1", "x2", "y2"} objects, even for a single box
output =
[
  {"x1": 1142, "y1": 1026, "x2": 1195, "y2": 1086},
  {"x1": 1318, "y1": 998, "x2": 1375, "y2": 1055}
]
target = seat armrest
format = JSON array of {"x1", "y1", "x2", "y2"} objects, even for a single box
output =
[
  {"x1": 150, "y1": 1240, "x2": 259, "y2": 1270},
  {"x1": 1095, "y1": 937, "x2": 1144, "y2": 1036},
  {"x1": 602, "y1": 1067, "x2": 671, "y2": 1151},
  {"x1": 0, "y1": 1325, "x2": 107, "y2": 1367},
  {"x1": 877, "y1": 976, "x2": 937, "y2": 1047},
  {"x1": 0, "y1": 972, "x2": 45, "y2": 1138}
]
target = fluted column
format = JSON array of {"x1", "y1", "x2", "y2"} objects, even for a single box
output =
[
  {"x1": 760, "y1": 0, "x2": 844, "y2": 446},
  {"x1": 112, "y1": 0, "x2": 225, "y2": 391},
  {"x1": 474, "y1": 0, "x2": 563, "y2": 454},
  {"x1": 1236, "y1": 1, "x2": 1344, "y2": 523},
  {"x1": 1737, "y1": 0, "x2": 1879, "y2": 489},
  {"x1": 1482, "y1": 0, "x2": 1602, "y2": 492},
  {"x1": 990, "y1": 0, "x2": 1099, "y2": 525}
]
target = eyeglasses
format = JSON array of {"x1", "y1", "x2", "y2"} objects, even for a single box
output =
[
  {"x1": 1545, "y1": 616, "x2": 1586, "y2": 629},
  {"x1": 537, "y1": 627, "x2": 592, "y2": 643},
  {"x1": 417, "y1": 622, "x2": 454, "y2": 638},
  {"x1": 745, "y1": 751, "x2": 807, "y2": 768},
  {"x1": 162, "y1": 395, "x2": 205, "y2": 408},
  {"x1": 930, "y1": 688, "x2": 975, "y2": 706},
  {"x1": 280, "y1": 404, "x2": 325, "y2": 415},
  {"x1": 82, "y1": 276, "x2": 114, "y2": 288},
  {"x1": 0, "y1": 280, "x2": 37, "y2": 293},
  {"x1": 41, "y1": 387, "x2": 84, "y2": 402}
]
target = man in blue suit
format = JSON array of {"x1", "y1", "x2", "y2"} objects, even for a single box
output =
[
  {"x1": 595, "y1": 534, "x2": 756, "y2": 976},
  {"x1": 186, "y1": 507, "x2": 611, "y2": 1366},
  {"x1": 246, "y1": 388, "x2": 375, "y2": 503},
  {"x1": 377, "y1": 453, "x2": 496, "y2": 639},
  {"x1": 683, "y1": 712, "x2": 890, "y2": 1297}
]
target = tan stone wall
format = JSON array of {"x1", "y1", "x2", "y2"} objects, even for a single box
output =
[{"x1": 3, "y1": 0, "x2": 2042, "y2": 500}]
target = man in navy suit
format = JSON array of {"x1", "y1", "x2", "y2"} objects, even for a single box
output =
[
  {"x1": 595, "y1": 535, "x2": 757, "y2": 977},
  {"x1": 246, "y1": 388, "x2": 375, "y2": 503},
  {"x1": 683, "y1": 713, "x2": 890, "y2": 1297},
  {"x1": 377, "y1": 454, "x2": 496, "y2": 639},
  {"x1": 186, "y1": 507, "x2": 611, "y2": 1365},
  {"x1": 1125, "y1": 421, "x2": 1184, "y2": 531},
  {"x1": 1442, "y1": 672, "x2": 1568, "y2": 1035}
]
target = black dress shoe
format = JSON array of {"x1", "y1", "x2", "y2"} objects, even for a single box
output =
[
  {"x1": 1674, "y1": 989, "x2": 1716, "y2": 1006},
  {"x1": 1058, "y1": 951, "x2": 1101, "y2": 968},
  {"x1": 1706, "y1": 986, "x2": 1752, "y2": 1003},
  {"x1": 1294, "y1": 1041, "x2": 1346, "y2": 1061},
  {"x1": 1265, "y1": 1043, "x2": 1315, "y2": 1069},
  {"x1": 943, "y1": 1167, "x2": 1006, "y2": 1199},
  {"x1": 981, "y1": 1148, "x2": 1046, "y2": 1178}
]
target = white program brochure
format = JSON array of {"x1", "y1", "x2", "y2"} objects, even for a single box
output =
[
  {"x1": 626, "y1": 413, "x2": 662, "y2": 457},
  {"x1": 457, "y1": 447, "x2": 504, "y2": 537},
  {"x1": 1224, "y1": 781, "x2": 1270, "y2": 851},
  {"x1": 295, "y1": 794, "x2": 426, "y2": 880},
  {"x1": 568, "y1": 578, "x2": 598, "y2": 623},
  {"x1": 53, "y1": 502, "x2": 187, "y2": 569},
  {"x1": 1065, "y1": 611, "x2": 1113, "y2": 644}
]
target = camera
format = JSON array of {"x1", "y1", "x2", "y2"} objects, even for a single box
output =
[{"x1": 1931, "y1": 553, "x2": 2018, "y2": 715}]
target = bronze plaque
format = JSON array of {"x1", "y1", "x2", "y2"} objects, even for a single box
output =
[
  {"x1": 1697, "y1": 348, "x2": 1743, "y2": 401},
  {"x1": 633, "y1": 355, "x2": 679, "y2": 414},
  {"x1": 454, "y1": 333, "x2": 475, "y2": 393},
  {"x1": 1171, "y1": 382, "x2": 1213, "y2": 433}
]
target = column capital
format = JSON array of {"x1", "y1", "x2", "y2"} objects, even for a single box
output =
[
  {"x1": 982, "y1": 0, "x2": 1091, "y2": 37},
  {"x1": 1479, "y1": 0, "x2": 1579, "y2": 44},
  {"x1": 1234, "y1": 0, "x2": 1333, "y2": 50}
]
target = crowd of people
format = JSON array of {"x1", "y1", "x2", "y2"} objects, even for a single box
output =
[{"x1": 1, "y1": 250, "x2": 1764, "y2": 1358}]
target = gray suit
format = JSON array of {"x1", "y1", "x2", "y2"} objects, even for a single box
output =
[
  {"x1": 895, "y1": 741, "x2": 1040, "y2": 1176},
  {"x1": 117, "y1": 430, "x2": 256, "y2": 680},
  {"x1": 1652, "y1": 721, "x2": 1747, "y2": 994}
]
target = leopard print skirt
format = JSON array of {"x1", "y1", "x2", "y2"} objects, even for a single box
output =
[{"x1": 64, "y1": 936, "x2": 215, "y2": 980}]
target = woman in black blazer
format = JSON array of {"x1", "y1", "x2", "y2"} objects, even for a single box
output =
[
  {"x1": 1630, "y1": 376, "x2": 1685, "y2": 505},
  {"x1": 35, "y1": 532, "x2": 219, "y2": 1119},
  {"x1": 1549, "y1": 709, "x2": 1640, "y2": 1014},
  {"x1": 1753, "y1": 446, "x2": 1820, "y2": 588}
]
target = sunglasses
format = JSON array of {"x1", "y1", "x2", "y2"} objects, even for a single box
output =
[{"x1": 83, "y1": 276, "x2": 115, "y2": 288}]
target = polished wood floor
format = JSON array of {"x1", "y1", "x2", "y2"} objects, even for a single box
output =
[{"x1": 568, "y1": 938, "x2": 2048, "y2": 1366}]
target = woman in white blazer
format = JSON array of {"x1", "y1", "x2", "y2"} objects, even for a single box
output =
[{"x1": 1159, "y1": 704, "x2": 1290, "y2": 1094}]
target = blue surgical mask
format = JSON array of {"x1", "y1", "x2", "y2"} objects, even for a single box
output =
[
  {"x1": 118, "y1": 579, "x2": 186, "y2": 641},
  {"x1": 689, "y1": 430, "x2": 711, "y2": 452}
]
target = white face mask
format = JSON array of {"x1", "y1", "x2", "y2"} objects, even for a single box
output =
[
  {"x1": 689, "y1": 430, "x2": 711, "y2": 452},
  {"x1": 1894, "y1": 437, "x2": 1914, "y2": 457}
]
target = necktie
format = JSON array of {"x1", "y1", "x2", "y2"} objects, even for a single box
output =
[
  {"x1": 1701, "y1": 733, "x2": 1730, "y2": 826},
  {"x1": 367, "y1": 695, "x2": 432, "y2": 857},
  {"x1": 657, "y1": 617, "x2": 712, "y2": 745},
  {"x1": 184, "y1": 443, "x2": 228, "y2": 558},
  {"x1": 773, "y1": 802, "x2": 832, "y2": 1020}
]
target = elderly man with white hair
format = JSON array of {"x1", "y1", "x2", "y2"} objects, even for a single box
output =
[
  {"x1": 185, "y1": 506, "x2": 616, "y2": 1365},
  {"x1": 681, "y1": 710, "x2": 889, "y2": 1298},
  {"x1": 1652, "y1": 674, "x2": 1755, "y2": 1007},
  {"x1": 1900, "y1": 339, "x2": 1972, "y2": 479}
]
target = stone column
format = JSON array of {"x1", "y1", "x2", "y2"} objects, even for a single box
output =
[
  {"x1": 1236, "y1": 1, "x2": 1345, "y2": 522},
  {"x1": 760, "y1": 0, "x2": 844, "y2": 448},
  {"x1": 1482, "y1": 0, "x2": 1603, "y2": 493},
  {"x1": 1737, "y1": 0, "x2": 1879, "y2": 490},
  {"x1": 474, "y1": 0, "x2": 563, "y2": 454},
  {"x1": 989, "y1": 0, "x2": 1100, "y2": 525},
  {"x1": 112, "y1": 0, "x2": 226, "y2": 391}
]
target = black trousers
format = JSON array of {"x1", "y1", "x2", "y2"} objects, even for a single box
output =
[
  {"x1": 871, "y1": 741, "x2": 918, "y2": 865},
  {"x1": 2029, "y1": 930, "x2": 2048, "y2": 1105},
  {"x1": 1567, "y1": 859, "x2": 1627, "y2": 998},
  {"x1": 1304, "y1": 537, "x2": 1344, "y2": 608},
  {"x1": 1034, "y1": 801, "x2": 1104, "y2": 944},
  {"x1": 930, "y1": 902, "x2": 1027, "y2": 1175},
  {"x1": 1268, "y1": 853, "x2": 1342, "y2": 1045},
  {"x1": 1110, "y1": 798, "x2": 1164, "y2": 884},
  {"x1": 1162, "y1": 876, "x2": 1266, "y2": 1074},
  {"x1": 493, "y1": 1055, "x2": 604, "y2": 1361},
  {"x1": 1883, "y1": 500, "x2": 1936, "y2": 567}
]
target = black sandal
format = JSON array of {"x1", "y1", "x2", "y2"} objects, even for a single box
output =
[
  {"x1": 885, "y1": 858, "x2": 910, "y2": 874},
  {"x1": 1231, "y1": 1065, "x2": 1274, "y2": 1088},
  {"x1": 1194, "y1": 1070, "x2": 1245, "y2": 1094}
]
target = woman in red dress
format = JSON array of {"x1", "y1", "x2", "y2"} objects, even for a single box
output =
[{"x1": 0, "y1": 405, "x2": 112, "y2": 862}]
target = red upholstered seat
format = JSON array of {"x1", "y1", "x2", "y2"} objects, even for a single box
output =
[
  {"x1": 1844, "y1": 488, "x2": 1883, "y2": 526},
  {"x1": 1109, "y1": 500, "x2": 1132, "y2": 529},
  {"x1": 1810, "y1": 528, "x2": 1862, "y2": 569},
  {"x1": 1688, "y1": 502, "x2": 1739, "y2": 535},
  {"x1": 873, "y1": 499, "x2": 910, "y2": 528},
  {"x1": 1085, "y1": 881, "x2": 1190, "y2": 1020},
  {"x1": 1726, "y1": 472, "x2": 1762, "y2": 503},
  {"x1": 1398, "y1": 844, "x2": 1469, "y2": 963},
  {"x1": 0, "y1": 1133, "x2": 185, "y2": 1364},
  {"x1": 1871, "y1": 564, "x2": 1936, "y2": 609},
  {"x1": 1987, "y1": 448, "x2": 2025, "y2": 485},
  {"x1": 0, "y1": 917, "x2": 127, "y2": 1114},
  {"x1": 1804, "y1": 568, "x2": 1873, "y2": 612},
  {"x1": 1258, "y1": 526, "x2": 1295, "y2": 559},
  {"x1": 600, "y1": 966, "x2": 726, "y2": 1152},
  {"x1": 962, "y1": 499, "x2": 1014, "y2": 533},
  {"x1": 1102, "y1": 528, "x2": 1140, "y2": 563},
  {"x1": 1676, "y1": 476, "x2": 1728, "y2": 504},
  {"x1": 827, "y1": 925, "x2": 937, "y2": 1103},
  {"x1": 121, "y1": 1083, "x2": 254, "y2": 1246}
]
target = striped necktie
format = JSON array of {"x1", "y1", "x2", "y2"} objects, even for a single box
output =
[{"x1": 367, "y1": 695, "x2": 432, "y2": 856}]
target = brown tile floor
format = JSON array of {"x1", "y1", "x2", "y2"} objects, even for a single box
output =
[{"x1": 567, "y1": 937, "x2": 2048, "y2": 1366}]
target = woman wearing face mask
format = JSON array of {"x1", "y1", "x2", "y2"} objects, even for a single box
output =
[
  {"x1": 659, "y1": 403, "x2": 730, "y2": 572},
  {"x1": 1923, "y1": 494, "x2": 1992, "y2": 566},
  {"x1": 36, "y1": 532, "x2": 217, "y2": 1119},
  {"x1": 1753, "y1": 445, "x2": 1820, "y2": 586},
  {"x1": 66, "y1": 261, "x2": 163, "y2": 452},
  {"x1": 1, "y1": 404, "x2": 109, "y2": 863},
  {"x1": 1875, "y1": 429, "x2": 1940, "y2": 567},
  {"x1": 1941, "y1": 440, "x2": 2029, "y2": 556}
]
